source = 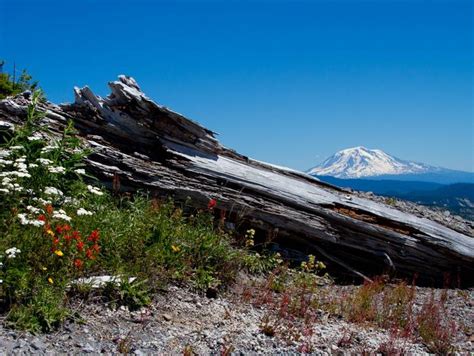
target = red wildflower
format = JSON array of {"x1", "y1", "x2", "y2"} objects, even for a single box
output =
[
  {"x1": 38, "y1": 214, "x2": 46, "y2": 222},
  {"x1": 55, "y1": 225, "x2": 63, "y2": 234},
  {"x1": 45, "y1": 205, "x2": 53, "y2": 214},
  {"x1": 87, "y1": 229, "x2": 100, "y2": 243},
  {"x1": 92, "y1": 244, "x2": 100, "y2": 253},
  {"x1": 74, "y1": 259, "x2": 83, "y2": 269},
  {"x1": 72, "y1": 231, "x2": 81, "y2": 240},
  {"x1": 63, "y1": 224, "x2": 71, "y2": 232},
  {"x1": 64, "y1": 234, "x2": 72, "y2": 242},
  {"x1": 76, "y1": 241, "x2": 84, "y2": 251},
  {"x1": 86, "y1": 249, "x2": 95, "y2": 260},
  {"x1": 208, "y1": 198, "x2": 217, "y2": 210},
  {"x1": 53, "y1": 238, "x2": 59, "y2": 245}
]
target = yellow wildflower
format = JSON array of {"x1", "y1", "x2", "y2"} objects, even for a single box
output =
[
  {"x1": 171, "y1": 245, "x2": 181, "y2": 253},
  {"x1": 46, "y1": 229, "x2": 55, "y2": 237},
  {"x1": 41, "y1": 266, "x2": 47, "y2": 271},
  {"x1": 48, "y1": 277, "x2": 54, "y2": 284},
  {"x1": 54, "y1": 250, "x2": 64, "y2": 257}
]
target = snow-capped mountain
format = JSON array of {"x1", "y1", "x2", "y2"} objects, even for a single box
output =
[{"x1": 307, "y1": 146, "x2": 435, "y2": 179}]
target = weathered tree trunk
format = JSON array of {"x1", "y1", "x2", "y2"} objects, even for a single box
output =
[{"x1": 1, "y1": 76, "x2": 473, "y2": 287}]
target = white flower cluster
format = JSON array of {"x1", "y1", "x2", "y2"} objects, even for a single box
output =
[
  {"x1": 52, "y1": 209, "x2": 71, "y2": 221},
  {"x1": 0, "y1": 176, "x2": 24, "y2": 193},
  {"x1": 48, "y1": 166, "x2": 66, "y2": 174},
  {"x1": 36, "y1": 158, "x2": 53, "y2": 166},
  {"x1": 87, "y1": 185, "x2": 103, "y2": 196},
  {"x1": 44, "y1": 186, "x2": 63, "y2": 196},
  {"x1": 32, "y1": 197, "x2": 52, "y2": 205},
  {"x1": 9, "y1": 146, "x2": 24, "y2": 151},
  {"x1": 17, "y1": 213, "x2": 45, "y2": 227},
  {"x1": 41, "y1": 142, "x2": 59, "y2": 154},
  {"x1": 77, "y1": 208, "x2": 93, "y2": 216},
  {"x1": 5, "y1": 247, "x2": 21, "y2": 259},
  {"x1": 74, "y1": 168, "x2": 86, "y2": 175},
  {"x1": 26, "y1": 205, "x2": 42, "y2": 214},
  {"x1": 27, "y1": 135, "x2": 42, "y2": 141}
]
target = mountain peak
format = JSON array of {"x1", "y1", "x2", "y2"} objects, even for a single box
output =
[{"x1": 307, "y1": 147, "x2": 433, "y2": 178}]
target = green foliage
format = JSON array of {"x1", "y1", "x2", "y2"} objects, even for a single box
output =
[
  {"x1": 0, "y1": 62, "x2": 38, "y2": 99},
  {"x1": 0, "y1": 90, "x2": 269, "y2": 332},
  {"x1": 102, "y1": 279, "x2": 151, "y2": 311},
  {"x1": 6, "y1": 286, "x2": 69, "y2": 333}
]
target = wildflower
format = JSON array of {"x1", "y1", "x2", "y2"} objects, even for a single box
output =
[
  {"x1": 37, "y1": 158, "x2": 53, "y2": 165},
  {"x1": 28, "y1": 163, "x2": 38, "y2": 168},
  {"x1": 11, "y1": 171, "x2": 31, "y2": 178},
  {"x1": 72, "y1": 231, "x2": 81, "y2": 240},
  {"x1": 41, "y1": 144, "x2": 58, "y2": 153},
  {"x1": 48, "y1": 277, "x2": 54, "y2": 284},
  {"x1": 5, "y1": 247, "x2": 21, "y2": 259},
  {"x1": 0, "y1": 149, "x2": 12, "y2": 158},
  {"x1": 46, "y1": 204, "x2": 54, "y2": 214},
  {"x1": 38, "y1": 214, "x2": 46, "y2": 222},
  {"x1": 92, "y1": 244, "x2": 100, "y2": 253},
  {"x1": 46, "y1": 229, "x2": 55, "y2": 237},
  {"x1": 18, "y1": 213, "x2": 45, "y2": 227},
  {"x1": 32, "y1": 197, "x2": 52, "y2": 205},
  {"x1": 41, "y1": 266, "x2": 47, "y2": 271},
  {"x1": 316, "y1": 261, "x2": 326, "y2": 270},
  {"x1": 48, "y1": 166, "x2": 66, "y2": 174},
  {"x1": 44, "y1": 186, "x2": 63, "y2": 196},
  {"x1": 88, "y1": 230, "x2": 100, "y2": 243},
  {"x1": 208, "y1": 198, "x2": 217, "y2": 209},
  {"x1": 76, "y1": 241, "x2": 84, "y2": 251},
  {"x1": 0, "y1": 159, "x2": 13, "y2": 165},
  {"x1": 77, "y1": 208, "x2": 93, "y2": 216},
  {"x1": 171, "y1": 245, "x2": 181, "y2": 253},
  {"x1": 74, "y1": 168, "x2": 86, "y2": 175},
  {"x1": 27, "y1": 205, "x2": 42, "y2": 214},
  {"x1": 245, "y1": 228, "x2": 255, "y2": 247},
  {"x1": 54, "y1": 250, "x2": 64, "y2": 257},
  {"x1": 0, "y1": 188, "x2": 9, "y2": 194},
  {"x1": 74, "y1": 259, "x2": 83, "y2": 269},
  {"x1": 0, "y1": 279, "x2": 2, "y2": 284},
  {"x1": 10, "y1": 145, "x2": 24, "y2": 151},
  {"x1": 53, "y1": 209, "x2": 72, "y2": 221},
  {"x1": 27, "y1": 136, "x2": 42, "y2": 141},
  {"x1": 86, "y1": 249, "x2": 95, "y2": 260},
  {"x1": 87, "y1": 185, "x2": 103, "y2": 196}
]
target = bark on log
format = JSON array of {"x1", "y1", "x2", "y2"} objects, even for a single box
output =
[{"x1": 1, "y1": 76, "x2": 473, "y2": 287}]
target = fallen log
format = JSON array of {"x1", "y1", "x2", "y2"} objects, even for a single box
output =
[{"x1": 1, "y1": 76, "x2": 473, "y2": 287}]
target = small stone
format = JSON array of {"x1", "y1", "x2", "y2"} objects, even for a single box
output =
[
  {"x1": 331, "y1": 345, "x2": 338, "y2": 351},
  {"x1": 82, "y1": 343, "x2": 96, "y2": 353},
  {"x1": 162, "y1": 313, "x2": 172, "y2": 321},
  {"x1": 14, "y1": 340, "x2": 27, "y2": 349},
  {"x1": 31, "y1": 338, "x2": 47, "y2": 350}
]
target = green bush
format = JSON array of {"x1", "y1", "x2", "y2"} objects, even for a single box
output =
[{"x1": 0, "y1": 61, "x2": 38, "y2": 99}]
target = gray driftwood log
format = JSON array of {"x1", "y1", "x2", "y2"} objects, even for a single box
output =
[{"x1": 1, "y1": 76, "x2": 473, "y2": 286}]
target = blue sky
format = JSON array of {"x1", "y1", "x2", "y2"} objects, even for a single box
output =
[{"x1": 1, "y1": 0, "x2": 472, "y2": 172}]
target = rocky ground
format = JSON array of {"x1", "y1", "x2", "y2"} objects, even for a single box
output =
[{"x1": 0, "y1": 282, "x2": 472, "y2": 355}]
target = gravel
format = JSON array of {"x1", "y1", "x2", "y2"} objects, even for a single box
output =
[{"x1": 0, "y1": 284, "x2": 472, "y2": 354}]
